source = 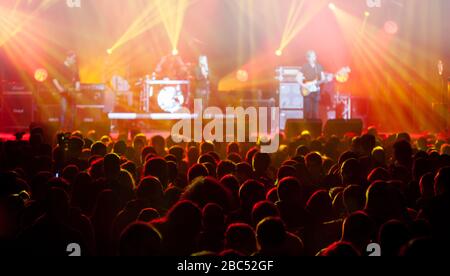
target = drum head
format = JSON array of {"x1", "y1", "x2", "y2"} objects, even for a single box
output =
[{"x1": 157, "y1": 86, "x2": 185, "y2": 113}]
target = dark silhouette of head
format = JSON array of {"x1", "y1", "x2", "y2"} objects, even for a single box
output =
[
  {"x1": 245, "y1": 147, "x2": 259, "y2": 164},
  {"x1": 119, "y1": 222, "x2": 162, "y2": 256},
  {"x1": 104, "y1": 153, "x2": 121, "y2": 181},
  {"x1": 89, "y1": 158, "x2": 105, "y2": 180},
  {"x1": 203, "y1": 162, "x2": 217, "y2": 178},
  {"x1": 198, "y1": 153, "x2": 216, "y2": 165},
  {"x1": 341, "y1": 211, "x2": 374, "y2": 253},
  {"x1": 141, "y1": 146, "x2": 157, "y2": 163},
  {"x1": 187, "y1": 146, "x2": 199, "y2": 165},
  {"x1": 151, "y1": 135, "x2": 166, "y2": 156},
  {"x1": 239, "y1": 180, "x2": 266, "y2": 210},
  {"x1": 252, "y1": 152, "x2": 271, "y2": 176},
  {"x1": 295, "y1": 145, "x2": 310, "y2": 157},
  {"x1": 341, "y1": 158, "x2": 362, "y2": 185},
  {"x1": 378, "y1": 220, "x2": 411, "y2": 256},
  {"x1": 393, "y1": 139, "x2": 413, "y2": 167},
  {"x1": 367, "y1": 167, "x2": 390, "y2": 183},
  {"x1": 168, "y1": 146, "x2": 184, "y2": 163},
  {"x1": 113, "y1": 140, "x2": 127, "y2": 156},
  {"x1": 182, "y1": 176, "x2": 231, "y2": 211},
  {"x1": 67, "y1": 136, "x2": 84, "y2": 159},
  {"x1": 132, "y1": 133, "x2": 147, "y2": 151},
  {"x1": 276, "y1": 165, "x2": 297, "y2": 182},
  {"x1": 136, "y1": 176, "x2": 164, "y2": 209},
  {"x1": 252, "y1": 201, "x2": 279, "y2": 227},
  {"x1": 371, "y1": 146, "x2": 386, "y2": 167},
  {"x1": 365, "y1": 181, "x2": 407, "y2": 226},
  {"x1": 187, "y1": 163, "x2": 209, "y2": 184},
  {"x1": 434, "y1": 166, "x2": 450, "y2": 195},
  {"x1": 62, "y1": 165, "x2": 79, "y2": 185},
  {"x1": 91, "y1": 142, "x2": 107, "y2": 157},
  {"x1": 343, "y1": 185, "x2": 366, "y2": 214},
  {"x1": 225, "y1": 223, "x2": 257, "y2": 256},
  {"x1": 236, "y1": 162, "x2": 253, "y2": 184},
  {"x1": 256, "y1": 217, "x2": 286, "y2": 252},
  {"x1": 277, "y1": 176, "x2": 303, "y2": 204},
  {"x1": 121, "y1": 161, "x2": 137, "y2": 180},
  {"x1": 217, "y1": 160, "x2": 236, "y2": 180},
  {"x1": 338, "y1": 151, "x2": 359, "y2": 169},
  {"x1": 266, "y1": 187, "x2": 279, "y2": 203},
  {"x1": 137, "y1": 208, "x2": 160, "y2": 222},
  {"x1": 164, "y1": 186, "x2": 183, "y2": 210},
  {"x1": 306, "y1": 190, "x2": 332, "y2": 223},
  {"x1": 200, "y1": 142, "x2": 215, "y2": 155},
  {"x1": 227, "y1": 142, "x2": 240, "y2": 155},
  {"x1": 143, "y1": 157, "x2": 169, "y2": 188},
  {"x1": 419, "y1": 172, "x2": 434, "y2": 199},
  {"x1": 164, "y1": 200, "x2": 202, "y2": 255},
  {"x1": 360, "y1": 134, "x2": 376, "y2": 156},
  {"x1": 220, "y1": 174, "x2": 240, "y2": 209},
  {"x1": 305, "y1": 152, "x2": 323, "y2": 178}
]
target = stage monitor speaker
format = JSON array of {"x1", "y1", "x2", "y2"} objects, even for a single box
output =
[
  {"x1": 75, "y1": 106, "x2": 110, "y2": 136},
  {"x1": 285, "y1": 119, "x2": 322, "y2": 139},
  {"x1": 324, "y1": 119, "x2": 363, "y2": 137},
  {"x1": 1, "y1": 91, "x2": 34, "y2": 131}
]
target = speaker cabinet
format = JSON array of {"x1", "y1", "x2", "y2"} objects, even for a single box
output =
[
  {"x1": 285, "y1": 119, "x2": 322, "y2": 139},
  {"x1": 324, "y1": 119, "x2": 363, "y2": 137},
  {"x1": 75, "y1": 106, "x2": 110, "y2": 135},
  {"x1": 1, "y1": 91, "x2": 34, "y2": 131}
]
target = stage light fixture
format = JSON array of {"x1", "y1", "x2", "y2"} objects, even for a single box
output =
[
  {"x1": 236, "y1": 69, "x2": 249, "y2": 82},
  {"x1": 106, "y1": 49, "x2": 113, "y2": 55},
  {"x1": 328, "y1": 3, "x2": 336, "y2": 11},
  {"x1": 275, "y1": 50, "x2": 283, "y2": 56},
  {"x1": 172, "y1": 49, "x2": 179, "y2": 56},
  {"x1": 364, "y1": 11, "x2": 370, "y2": 17},
  {"x1": 34, "y1": 68, "x2": 48, "y2": 82}
]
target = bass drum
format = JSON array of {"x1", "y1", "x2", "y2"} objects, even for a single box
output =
[{"x1": 156, "y1": 85, "x2": 185, "y2": 113}]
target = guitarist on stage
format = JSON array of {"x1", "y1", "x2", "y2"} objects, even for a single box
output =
[
  {"x1": 301, "y1": 50, "x2": 326, "y2": 120},
  {"x1": 52, "y1": 51, "x2": 80, "y2": 131}
]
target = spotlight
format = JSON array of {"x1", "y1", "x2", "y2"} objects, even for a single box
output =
[
  {"x1": 364, "y1": 11, "x2": 370, "y2": 17},
  {"x1": 172, "y1": 49, "x2": 179, "y2": 56},
  {"x1": 236, "y1": 69, "x2": 249, "y2": 82},
  {"x1": 328, "y1": 3, "x2": 336, "y2": 11},
  {"x1": 34, "y1": 68, "x2": 48, "y2": 82},
  {"x1": 106, "y1": 49, "x2": 113, "y2": 55},
  {"x1": 275, "y1": 49, "x2": 283, "y2": 56},
  {"x1": 384, "y1": 20, "x2": 398, "y2": 35}
]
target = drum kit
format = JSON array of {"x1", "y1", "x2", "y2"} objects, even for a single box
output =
[
  {"x1": 111, "y1": 73, "x2": 190, "y2": 114},
  {"x1": 136, "y1": 74, "x2": 189, "y2": 113}
]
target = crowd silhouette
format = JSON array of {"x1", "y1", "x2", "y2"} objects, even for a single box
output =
[{"x1": 0, "y1": 125, "x2": 449, "y2": 256}]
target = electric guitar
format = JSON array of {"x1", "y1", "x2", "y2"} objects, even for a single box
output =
[{"x1": 297, "y1": 66, "x2": 351, "y2": 97}]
